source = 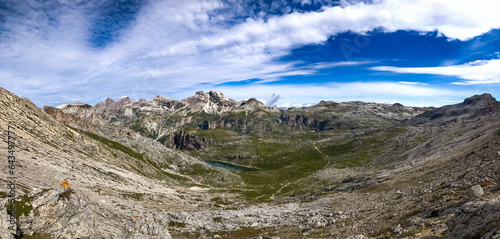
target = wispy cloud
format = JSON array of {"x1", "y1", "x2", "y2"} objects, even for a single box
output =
[
  {"x1": 398, "y1": 81, "x2": 429, "y2": 86},
  {"x1": 260, "y1": 93, "x2": 281, "y2": 107},
  {"x1": 372, "y1": 59, "x2": 500, "y2": 85},
  {"x1": 0, "y1": 0, "x2": 499, "y2": 106}
]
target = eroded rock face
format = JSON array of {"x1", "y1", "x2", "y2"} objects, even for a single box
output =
[
  {"x1": 43, "y1": 106, "x2": 100, "y2": 130},
  {"x1": 208, "y1": 91, "x2": 230, "y2": 107},
  {"x1": 446, "y1": 197, "x2": 500, "y2": 238},
  {"x1": 279, "y1": 114, "x2": 319, "y2": 128},
  {"x1": 19, "y1": 189, "x2": 96, "y2": 239},
  {"x1": 199, "y1": 119, "x2": 244, "y2": 129},
  {"x1": 166, "y1": 131, "x2": 215, "y2": 151},
  {"x1": 278, "y1": 114, "x2": 340, "y2": 131}
]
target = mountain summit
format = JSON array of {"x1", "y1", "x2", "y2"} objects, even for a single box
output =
[{"x1": 407, "y1": 93, "x2": 500, "y2": 126}]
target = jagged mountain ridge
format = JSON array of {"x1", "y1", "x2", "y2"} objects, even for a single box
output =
[
  {"x1": 45, "y1": 90, "x2": 426, "y2": 150},
  {"x1": 44, "y1": 90, "x2": 282, "y2": 150},
  {"x1": 92, "y1": 90, "x2": 277, "y2": 118}
]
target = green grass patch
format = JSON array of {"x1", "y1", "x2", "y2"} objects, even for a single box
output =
[
  {"x1": 5, "y1": 194, "x2": 34, "y2": 220},
  {"x1": 122, "y1": 192, "x2": 144, "y2": 201},
  {"x1": 69, "y1": 126, "x2": 201, "y2": 184},
  {"x1": 218, "y1": 227, "x2": 262, "y2": 238},
  {"x1": 479, "y1": 181, "x2": 495, "y2": 187},
  {"x1": 18, "y1": 232, "x2": 53, "y2": 239},
  {"x1": 403, "y1": 230, "x2": 422, "y2": 237},
  {"x1": 359, "y1": 182, "x2": 390, "y2": 193},
  {"x1": 69, "y1": 126, "x2": 144, "y2": 161},
  {"x1": 169, "y1": 221, "x2": 187, "y2": 228}
]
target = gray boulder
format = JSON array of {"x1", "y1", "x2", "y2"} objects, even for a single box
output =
[{"x1": 468, "y1": 185, "x2": 485, "y2": 198}]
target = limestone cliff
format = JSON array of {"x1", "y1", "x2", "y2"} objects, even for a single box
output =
[{"x1": 166, "y1": 131, "x2": 215, "y2": 151}]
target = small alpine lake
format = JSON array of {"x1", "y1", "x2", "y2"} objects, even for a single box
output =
[{"x1": 205, "y1": 161, "x2": 258, "y2": 172}]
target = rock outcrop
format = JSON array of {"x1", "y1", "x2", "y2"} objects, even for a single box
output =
[
  {"x1": 467, "y1": 185, "x2": 485, "y2": 198},
  {"x1": 199, "y1": 119, "x2": 244, "y2": 129},
  {"x1": 278, "y1": 114, "x2": 342, "y2": 131},
  {"x1": 446, "y1": 197, "x2": 500, "y2": 238},
  {"x1": 43, "y1": 105, "x2": 101, "y2": 130},
  {"x1": 166, "y1": 131, "x2": 215, "y2": 151},
  {"x1": 279, "y1": 114, "x2": 320, "y2": 128},
  {"x1": 19, "y1": 189, "x2": 96, "y2": 238}
]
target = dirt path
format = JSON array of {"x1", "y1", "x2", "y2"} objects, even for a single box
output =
[
  {"x1": 313, "y1": 142, "x2": 331, "y2": 169},
  {"x1": 270, "y1": 142, "x2": 331, "y2": 199}
]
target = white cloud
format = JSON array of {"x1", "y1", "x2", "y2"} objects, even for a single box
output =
[
  {"x1": 0, "y1": 0, "x2": 499, "y2": 106},
  {"x1": 373, "y1": 59, "x2": 500, "y2": 85},
  {"x1": 310, "y1": 61, "x2": 375, "y2": 69},
  {"x1": 261, "y1": 93, "x2": 281, "y2": 107},
  {"x1": 398, "y1": 81, "x2": 428, "y2": 86}
]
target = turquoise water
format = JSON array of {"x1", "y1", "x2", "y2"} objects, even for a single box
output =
[{"x1": 205, "y1": 161, "x2": 257, "y2": 172}]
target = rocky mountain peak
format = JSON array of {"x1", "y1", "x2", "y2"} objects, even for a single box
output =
[
  {"x1": 462, "y1": 93, "x2": 498, "y2": 106},
  {"x1": 95, "y1": 97, "x2": 117, "y2": 113},
  {"x1": 458, "y1": 93, "x2": 499, "y2": 114},
  {"x1": 240, "y1": 98, "x2": 264, "y2": 108},
  {"x1": 93, "y1": 96, "x2": 135, "y2": 114},
  {"x1": 315, "y1": 100, "x2": 337, "y2": 107},
  {"x1": 406, "y1": 93, "x2": 499, "y2": 126},
  {"x1": 389, "y1": 103, "x2": 406, "y2": 111},
  {"x1": 208, "y1": 91, "x2": 227, "y2": 105},
  {"x1": 152, "y1": 94, "x2": 175, "y2": 102},
  {"x1": 117, "y1": 96, "x2": 133, "y2": 104}
]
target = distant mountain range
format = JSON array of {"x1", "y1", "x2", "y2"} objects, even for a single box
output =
[{"x1": 2, "y1": 87, "x2": 500, "y2": 238}]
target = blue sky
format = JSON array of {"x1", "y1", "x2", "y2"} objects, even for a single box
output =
[{"x1": 1, "y1": 0, "x2": 500, "y2": 108}]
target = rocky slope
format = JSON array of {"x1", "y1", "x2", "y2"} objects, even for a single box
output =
[
  {"x1": 2, "y1": 87, "x2": 500, "y2": 238},
  {"x1": 0, "y1": 87, "x2": 240, "y2": 238},
  {"x1": 406, "y1": 93, "x2": 499, "y2": 126}
]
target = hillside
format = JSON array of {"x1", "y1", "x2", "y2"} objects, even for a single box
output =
[{"x1": 2, "y1": 87, "x2": 500, "y2": 238}]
